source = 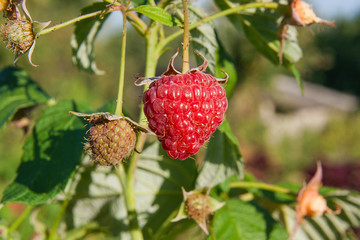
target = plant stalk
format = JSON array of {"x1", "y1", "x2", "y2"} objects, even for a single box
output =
[
  {"x1": 117, "y1": 22, "x2": 160, "y2": 240},
  {"x1": 8, "y1": 205, "x2": 34, "y2": 234},
  {"x1": 38, "y1": 10, "x2": 106, "y2": 37},
  {"x1": 115, "y1": 7, "x2": 129, "y2": 115},
  {"x1": 48, "y1": 197, "x2": 70, "y2": 240},
  {"x1": 115, "y1": 164, "x2": 144, "y2": 240},
  {"x1": 181, "y1": 0, "x2": 190, "y2": 73},
  {"x1": 229, "y1": 181, "x2": 295, "y2": 195}
]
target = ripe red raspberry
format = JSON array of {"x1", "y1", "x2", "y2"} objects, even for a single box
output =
[{"x1": 138, "y1": 52, "x2": 228, "y2": 160}]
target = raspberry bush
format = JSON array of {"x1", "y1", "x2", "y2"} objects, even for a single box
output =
[{"x1": 0, "y1": 1, "x2": 359, "y2": 240}]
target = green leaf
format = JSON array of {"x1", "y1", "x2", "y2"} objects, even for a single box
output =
[
  {"x1": 71, "y1": 2, "x2": 109, "y2": 75},
  {"x1": 215, "y1": 34, "x2": 238, "y2": 98},
  {"x1": 66, "y1": 142, "x2": 197, "y2": 239},
  {"x1": 134, "y1": 5, "x2": 182, "y2": 27},
  {"x1": 289, "y1": 64, "x2": 304, "y2": 94},
  {"x1": 1, "y1": 100, "x2": 88, "y2": 205},
  {"x1": 214, "y1": 0, "x2": 303, "y2": 66},
  {"x1": 0, "y1": 67, "x2": 50, "y2": 130},
  {"x1": 189, "y1": 5, "x2": 218, "y2": 75},
  {"x1": 209, "y1": 199, "x2": 288, "y2": 240},
  {"x1": 139, "y1": 143, "x2": 197, "y2": 239},
  {"x1": 196, "y1": 120, "x2": 244, "y2": 189}
]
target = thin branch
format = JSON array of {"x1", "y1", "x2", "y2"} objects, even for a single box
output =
[
  {"x1": 115, "y1": 6, "x2": 129, "y2": 115},
  {"x1": 230, "y1": 181, "x2": 295, "y2": 195}
]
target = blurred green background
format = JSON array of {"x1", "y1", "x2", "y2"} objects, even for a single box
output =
[{"x1": 0, "y1": 0, "x2": 360, "y2": 238}]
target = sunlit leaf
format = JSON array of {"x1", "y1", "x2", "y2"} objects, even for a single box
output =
[
  {"x1": 134, "y1": 5, "x2": 182, "y2": 27},
  {"x1": 289, "y1": 64, "x2": 304, "y2": 94},
  {"x1": 189, "y1": 5, "x2": 218, "y2": 75},
  {"x1": 215, "y1": 34, "x2": 238, "y2": 98},
  {"x1": 196, "y1": 120, "x2": 244, "y2": 189},
  {"x1": 71, "y1": 2, "x2": 109, "y2": 75},
  {"x1": 209, "y1": 199, "x2": 288, "y2": 240},
  {"x1": 0, "y1": 67, "x2": 50, "y2": 129},
  {"x1": 1, "y1": 100, "x2": 88, "y2": 205},
  {"x1": 67, "y1": 142, "x2": 197, "y2": 239}
]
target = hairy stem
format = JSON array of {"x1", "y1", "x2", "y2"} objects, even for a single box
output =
[
  {"x1": 38, "y1": 4, "x2": 147, "y2": 38},
  {"x1": 156, "y1": 2, "x2": 283, "y2": 54},
  {"x1": 117, "y1": 22, "x2": 160, "y2": 240},
  {"x1": 48, "y1": 166, "x2": 81, "y2": 240},
  {"x1": 38, "y1": 10, "x2": 105, "y2": 37},
  {"x1": 182, "y1": 0, "x2": 190, "y2": 73},
  {"x1": 115, "y1": 164, "x2": 144, "y2": 240},
  {"x1": 229, "y1": 181, "x2": 295, "y2": 195},
  {"x1": 115, "y1": 7, "x2": 129, "y2": 115}
]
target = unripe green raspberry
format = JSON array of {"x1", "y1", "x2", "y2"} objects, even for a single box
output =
[
  {"x1": 1, "y1": 18, "x2": 34, "y2": 55},
  {"x1": 88, "y1": 118, "x2": 136, "y2": 166}
]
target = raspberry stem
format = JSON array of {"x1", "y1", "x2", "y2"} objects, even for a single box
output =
[
  {"x1": 182, "y1": 0, "x2": 190, "y2": 73},
  {"x1": 115, "y1": 4, "x2": 129, "y2": 116},
  {"x1": 229, "y1": 181, "x2": 296, "y2": 196}
]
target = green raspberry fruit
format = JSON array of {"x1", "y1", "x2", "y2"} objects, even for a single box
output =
[
  {"x1": 1, "y1": 18, "x2": 34, "y2": 55},
  {"x1": 88, "y1": 118, "x2": 136, "y2": 166}
]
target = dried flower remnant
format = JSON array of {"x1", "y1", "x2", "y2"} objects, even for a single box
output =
[
  {"x1": 171, "y1": 187, "x2": 225, "y2": 235},
  {"x1": 1, "y1": 18, "x2": 34, "y2": 55},
  {"x1": 0, "y1": 0, "x2": 51, "y2": 66},
  {"x1": 290, "y1": 0, "x2": 336, "y2": 27},
  {"x1": 278, "y1": 0, "x2": 336, "y2": 64},
  {"x1": 288, "y1": 162, "x2": 341, "y2": 239}
]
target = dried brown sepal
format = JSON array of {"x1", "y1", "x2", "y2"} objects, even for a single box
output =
[
  {"x1": 135, "y1": 50, "x2": 228, "y2": 86},
  {"x1": 69, "y1": 111, "x2": 154, "y2": 135},
  {"x1": 3, "y1": 0, "x2": 31, "y2": 20},
  {"x1": 162, "y1": 48, "x2": 181, "y2": 76}
]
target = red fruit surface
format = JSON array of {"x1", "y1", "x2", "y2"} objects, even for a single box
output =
[{"x1": 143, "y1": 71, "x2": 227, "y2": 160}]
